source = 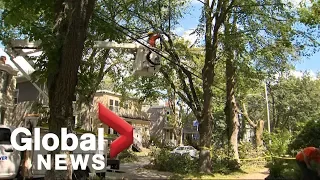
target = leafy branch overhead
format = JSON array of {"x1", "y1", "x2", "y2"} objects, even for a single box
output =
[{"x1": 1, "y1": 0, "x2": 320, "y2": 176}]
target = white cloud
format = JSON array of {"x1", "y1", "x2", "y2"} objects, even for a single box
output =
[
  {"x1": 289, "y1": 70, "x2": 317, "y2": 80},
  {"x1": 290, "y1": 70, "x2": 304, "y2": 78},
  {"x1": 275, "y1": 70, "x2": 317, "y2": 80},
  {"x1": 190, "y1": 0, "x2": 213, "y2": 5},
  {"x1": 182, "y1": 29, "x2": 198, "y2": 46},
  {"x1": 291, "y1": 0, "x2": 302, "y2": 7},
  {"x1": 191, "y1": 0, "x2": 306, "y2": 8},
  {"x1": 283, "y1": 0, "x2": 312, "y2": 8},
  {"x1": 190, "y1": 0, "x2": 203, "y2": 4},
  {"x1": 173, "y1": 27, "x2": 185, "y2": 35}
]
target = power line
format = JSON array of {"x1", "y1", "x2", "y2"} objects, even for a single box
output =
[
  {"x1": 101, "y1": 1, "x2": 205, "y2": 75},
  {"x1": 95, "y1": 13, "x2": 226, "y2": 92},
  {"x1": 95, "y1": 13, "x2": 202, "y2": 78}
]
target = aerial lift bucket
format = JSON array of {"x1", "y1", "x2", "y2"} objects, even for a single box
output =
[{"x1": 133, "y1": 48, "x2": 160, "y2": 76}]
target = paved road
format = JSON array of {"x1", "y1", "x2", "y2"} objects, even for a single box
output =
[{"x1": 224, "y1": 168, "x2": 269, "y2": 179}]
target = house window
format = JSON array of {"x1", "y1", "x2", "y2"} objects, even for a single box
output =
[
  {"x1": 165, "y1": 111, "x2": 170, "y2": 122},
  {"x1": 0, "y1": 107, "x2": 6, "y2": 124},
  {"x1": 72, "y1": 94, "x2": 77, "y2": 101},
  {"x1": 0, "y1": 128, "x2": 11, "y2": 144},
  {"x1": 109, "y1": 99, "x2": 114, "y2": 110},
  {"x1": 109, "y1": 99, "x2": 119, "y2": 113},
  {"x1": 124, "y1": 102, "x2": 129, "y2": 109},
  {"x1": 114, "y1": 100, "x2": 119, "y2": 112},
  {"x1": 13, "y1": 89, "x2": 19, "y2": 104}
]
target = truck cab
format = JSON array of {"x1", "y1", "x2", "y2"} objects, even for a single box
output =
[{"x1": 0, "y1": 125, "x2": 21, "y2": 179}]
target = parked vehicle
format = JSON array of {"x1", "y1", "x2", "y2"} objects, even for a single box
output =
[
  {"x1": 0, "y1": 125, "x2": 120, "y2": 180},
  {"x1": 171, "y1": 145, "x2": 199, "y2": 158}
]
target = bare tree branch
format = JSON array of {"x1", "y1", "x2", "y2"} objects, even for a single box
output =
[
  {"x1": 241, "y1": 102, "x2": 257, "y2": 127},
  {"x1": 160, "y1": 68, "x2": 201, "y2": 118}
]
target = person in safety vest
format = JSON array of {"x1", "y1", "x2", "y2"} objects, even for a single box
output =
[
  {"x1": 147, "y1": 31, "x2": 161, "y2": 48},
  {"x1": 146, "y1": 32, "x2": 161, "y2": 67},
  {"x1": 296, "y1": 147, "x2": 320, "y2": 180}
]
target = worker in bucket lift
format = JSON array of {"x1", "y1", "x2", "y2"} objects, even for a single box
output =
[
  {"x1": 146, "y1": 32, "x2": 161, "y2": 67},
  {"x1": 147, "y1": 31, "x2": 161, "y2": 48},
  {"x1": 296, "y1": 146, "x2": 320, "y2": 180}
]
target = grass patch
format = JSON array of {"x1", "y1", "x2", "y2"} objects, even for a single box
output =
[
  {"x1": 118, "y1": 149, "x2": 139, "y2": 163},
  {"x1": 135, "y1": 148, "x2": 151, "y2": 157},
  {"x1": 170, "y1": 165, "x2": 267, "y2": 179}
]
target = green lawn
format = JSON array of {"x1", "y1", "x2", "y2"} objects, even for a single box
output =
[{"x1": 170, "y1": 165, "x2": 268, "y2": 179}]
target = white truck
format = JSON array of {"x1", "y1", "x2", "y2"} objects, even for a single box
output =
[{"x1": 0, "y1": 125, "x2": 120, "y2": 180}]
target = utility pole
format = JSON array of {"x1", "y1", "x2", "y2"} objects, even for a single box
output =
[{"x1": 264, "y1": 81, "x2": 271, "y2": 144}]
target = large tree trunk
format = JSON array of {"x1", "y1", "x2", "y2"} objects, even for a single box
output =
[
  {"x1": 224, "y1": 15, "x2": 240, "y2": 167},
  {"x1": 198, "y1": 0, "x2": 219, "y2": 173},
  {"x1": 199, "y1": 43, "x2": 215, "y2": 172},
  {"x1": 255, "y1": 120, "x2": 264, "y2": 147},
  {"x1": 242, "y1": 103, "x2": 264, "y2": 148},
  {"x1": 172, "y1": 127, "x2": 182, "y2": 145},
  {"x1": 159, "y1": 0, "x2": 230, "y2": 173},
  {"x1": 225, "y1": 56, "x2": 240, "y2": 167},
  {"x1": 198, "y1": 115, "x2": 213, "y2": 173},
  {"x1": 77, "y1": 101, "x2": 93, "y2": 131},
  {"x1": 45, "y1": 0, "x2": 96, "y2": 179}
]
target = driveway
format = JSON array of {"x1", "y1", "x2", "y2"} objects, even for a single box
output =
[{"x1": 221, "y1": 168, "x2": 269, "y2": 179}]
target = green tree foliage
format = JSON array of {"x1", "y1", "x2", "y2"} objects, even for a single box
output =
[
  {"x1": 289, "y1": 120, "x2": 320, "y2": 153},
  {"x1": 269, "y1": 73, "x2": 320, "y2": 131},
  {"x1": 151, "y1": 148, "x2": 198, "y2": 174},
  {"x1": 219, "y1": 0, "x2": 319, "y2": 166},
  {"x1": 1, "y1": 0, "x2": 320, "y2": 176},
  {"x1": 299, "y1": 0, "x2": 320, "y2": 26},
  {"x1": 4, "y1": 0, "x2": 96, "y2": 179}
]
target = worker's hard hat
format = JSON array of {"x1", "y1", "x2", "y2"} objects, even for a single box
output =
[{"x1": 147, "y1": 31, "x2": 154, "y2": 36}]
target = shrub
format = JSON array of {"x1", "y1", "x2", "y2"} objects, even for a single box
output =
[
  {"x1": 264, "y1": 129, "x2": 293, "y2": 156},
  {"x1": 150, "y1": 148, "x2": 197, "y2": 174},
  {"x1": 266, "y1": 158, "x2": 300, "y2": 180},
  {"x1": 238, "y1": 141, "x2": 267, "y2": 167},
  {"x1": 264, "y1": 128, "x2": 306, "y2": 180},
  {"x1": 289, "y1": 119, "x2": 320, "y2": 153},
  {"x1": 211, "y1": 145, "x2": 244, "y2": 173},
  {"x1": 118, "y1": 149, "x2": 138, "y2": 163},
  {"x1": 149, "y1": 136, "x2": 176, "y2": 150}
]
